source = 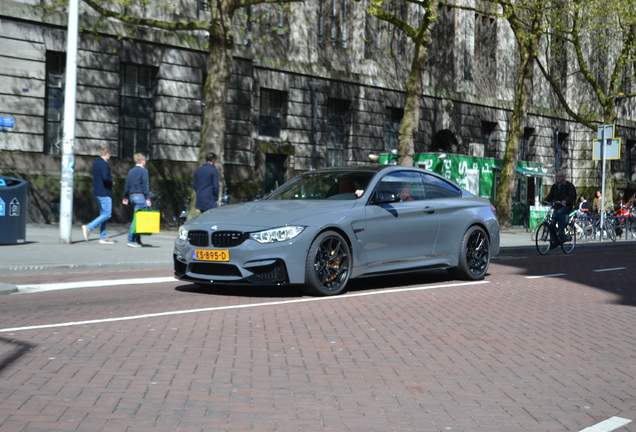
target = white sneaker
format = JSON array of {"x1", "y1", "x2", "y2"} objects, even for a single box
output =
[
  {"x1": 82, "y1": 225, "x2": 91, "y2": 241},
  {"x1": 99, "y1": 238, "x2": 115, "y2": 244},
  {"x1": 127, "y1": 242, "x2": 142, "y2": 248}
]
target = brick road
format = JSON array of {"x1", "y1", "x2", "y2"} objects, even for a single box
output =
[{"x1": 0, "y1": 247, "x2": 635, "y2": 432}]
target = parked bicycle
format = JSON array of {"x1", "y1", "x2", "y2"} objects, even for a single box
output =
[
  {"x1": 592, "y1": 210, "x2": 617, "y2": 242},
  {"x1": 569, "y1": 211, "x2": 594, "y2": 242},
  {"x1": 535, "y1": 202, "x2": 576, "y2": 255}
]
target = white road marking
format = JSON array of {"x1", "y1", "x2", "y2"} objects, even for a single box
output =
[
  {"x1": 0, "y1": 280, "x2": 489, "y2": 333},
  {"x1": 579, "y1": 416, "x2": 632, "y2": 432},
  {"x1": 592, "y1": 267, "x2": 627, "y2": 273},
  {"x1": 16, "y1": 277, "x2": 175, "y2": 293},
  {"x1": 525, "y1": 273, "x2": 567, "y2": 279}
]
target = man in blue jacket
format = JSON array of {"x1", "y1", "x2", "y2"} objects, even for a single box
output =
[
  {"x1": 122, "y1": 153, "x2": 152, "y2": 248},
  {"x1": 193, "y1": 152, "x2": 219, "y2": 213},
  {"x1": 83, "y1": 148, "x2": 115, "y2": 244}
]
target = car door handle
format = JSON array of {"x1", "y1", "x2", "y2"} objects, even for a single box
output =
[{"x1": 423, "y1": 207, "x2": 436, "y2": 214}]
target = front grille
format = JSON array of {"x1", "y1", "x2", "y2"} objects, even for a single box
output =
[
  {"x1": 188, "y1": 230, "x2": 209, "y2": 247},
  {"x1": 190, "y1": 262, "x2": 242, "y2": 277},
  {"x1": 211, "y1": 231, "x2": 248, "y2": 248}
]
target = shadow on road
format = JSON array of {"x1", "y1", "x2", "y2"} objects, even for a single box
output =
[{"x1": 0, "y1": 336, "x2": 35, "y2": 376}]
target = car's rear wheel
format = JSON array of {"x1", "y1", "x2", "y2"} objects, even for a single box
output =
[
  {"x1": 302, "y1": 231, "x2": 351, "y2": 296},
  {"x1": 449, "y1": 225, "x2": 490, "y2": 280}
]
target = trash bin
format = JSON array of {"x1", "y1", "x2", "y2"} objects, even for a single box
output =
[{"x1": 0, "y1": 176, "x2": 29, "y2": 244}]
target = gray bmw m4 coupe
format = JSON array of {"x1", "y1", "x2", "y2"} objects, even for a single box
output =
[{"x1": 174, "y1": 165, "x2": 500, "y2": 296}]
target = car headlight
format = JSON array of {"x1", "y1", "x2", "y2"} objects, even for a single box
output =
[
  {"x1": 178, "y1": 226, "x2": 189, "y2": 241},
  {"x1": 250, "y1": 226, "x2": 305, "y2": 244}
]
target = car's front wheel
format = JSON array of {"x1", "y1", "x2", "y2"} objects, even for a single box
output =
[
  {"x1": 449, "y1": 225, "x2": 490, "y2": 280},
  {"x1": 302, "y1": 231, "x2": 351, "y2": 296}
]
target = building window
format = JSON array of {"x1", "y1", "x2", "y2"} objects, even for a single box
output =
[
  {"x1": 475, "y1": 14, "x2": 497, "y2": 81},
  {"x1": 429, "y1": 5, "x2": 453, "y2": 70},
  {"x1": 318, "y1": 0, "x2": 348, "y2": 48},
  {"x1": 364, "y1": 3, "x2": 406, "y2": 59},
  {"x1": 259, "y1": 89, "x2": 284, "y2": 137},
  {"x1": 119, "y1": 64, "x2": 154, "y2": 160},
  {"x1": 384, "y1": 107, "x2": 403, "y2": 151},
  {"x1": 481, "y1": 121, "x2": 497, "y2": 158},
  {"x1": 44, "y1": 52, "x2": 65, "y2": 155},
  {"x1": 555, "y1": 132, "x2": 568, "y2": 173},
  {"x1": 326, "y1": 99, "x2": 349, "y2": 167},
  {"x1": 520, "y1": 127, "x2": 535, "y2": 161},
  {"x1": 198, "y1": 0, "x2": 209, "y2": 12}
]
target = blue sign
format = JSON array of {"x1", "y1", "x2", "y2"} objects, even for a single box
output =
[
  {"x1": 0, "y1": 197, "x2": 4, "y2": 216},
  {"x1": 0, "y1": 117, "x2": 15, "y2": 127}
]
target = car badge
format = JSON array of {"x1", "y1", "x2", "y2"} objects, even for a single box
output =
[{"x1": 211, "y1": 225, "x2": 218, "y2": 231}]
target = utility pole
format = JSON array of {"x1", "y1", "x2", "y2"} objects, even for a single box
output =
[{"x1": 59, "y1": 0, "x2": 79, "y2": 244}]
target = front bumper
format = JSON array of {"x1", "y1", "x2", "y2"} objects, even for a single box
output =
[{"x1": 173, "y1": 251, "x2": 290, "y2": 285}]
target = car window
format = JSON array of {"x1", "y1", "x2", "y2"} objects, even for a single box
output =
[
  {"x1": 421, "y1": 173, "x2": 461, "y2": 198},
  {"x1": 267, "y1": 171, "x2": 373, "y2": 200},
  {"x1": 374, "y1": 171, "x2": 426, "y2": 201}
]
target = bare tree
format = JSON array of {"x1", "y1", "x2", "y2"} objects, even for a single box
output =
[
  {"x1": 357, "y1": 0, "x2": 440, "y2": 167},
  {"x1": 537, "y1": 0, "x2": 636, "y2": 204},
  {"x1": 80, "y1": 0, "x2": 303, "y2": 208}
]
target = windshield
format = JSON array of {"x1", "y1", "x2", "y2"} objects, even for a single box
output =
[{"x1": 266, "y1": 170, "x2": 375, "y2": 200}]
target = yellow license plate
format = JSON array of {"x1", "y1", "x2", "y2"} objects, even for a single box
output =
[{"x1": 192, "y1": 249, "x2": 230, "y2": 262}]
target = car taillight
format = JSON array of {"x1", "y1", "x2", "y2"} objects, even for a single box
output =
[{"x1": 490, "y1": 204, "x2": 497, "y2": 215}]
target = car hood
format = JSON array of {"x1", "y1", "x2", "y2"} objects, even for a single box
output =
[{"x1": 186, "y1": 200, "x2": 358, "y2": 231}]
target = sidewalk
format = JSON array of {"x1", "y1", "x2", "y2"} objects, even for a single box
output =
[
  {"x1": 0, "y1": 223, "x2": 177, "y2": 276},
  {"x1": 1, "y1": 223, "x2": 635, "y2": 293}
]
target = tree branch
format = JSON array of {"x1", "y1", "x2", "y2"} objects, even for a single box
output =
[{"x1": 83, "y1": 0, "x2": 209, "y2": 31}]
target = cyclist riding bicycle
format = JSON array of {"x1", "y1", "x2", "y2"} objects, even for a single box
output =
[{"x1": 542, "y1": 171, "x2": 577, "y2": 249}]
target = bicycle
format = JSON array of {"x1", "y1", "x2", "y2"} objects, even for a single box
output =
[
  {"x1": 535, "y1": 202, "x2": 576, "y2": 255},
  {"x1": 592, "y1": 211, "x2": 617, "y2": 242},
  {"x1": 569, "y1": 211, "x2": 594, "y2": 242}
]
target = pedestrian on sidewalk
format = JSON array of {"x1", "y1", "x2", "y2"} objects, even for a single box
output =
[
  {"x1": 193, "y1": 152, "x2": 219, "y2": 213},
  {"x1": 82, "y1": 147, "x2": 115, "y2": 244},
  {"x1": 122, "y1": 153, "x2": 152, "y2": 248}
]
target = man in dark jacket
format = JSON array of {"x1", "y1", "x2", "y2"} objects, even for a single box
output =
[
  {"x1": 122, "y1": 153, "x2": 152, "y2": 248},
  {"x1": 193, "y1": 152, "x2": 219, "y2": 213},
  {"x1": 543, "y1": 171, "x2": 577, "y2": 248},
  {"x1": 82, "y1": 147, "x2": 115, "y2": 244}
]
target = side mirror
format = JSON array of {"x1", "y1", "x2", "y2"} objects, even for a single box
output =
[{"x1": 371, "y1": 190, "x2": 401, "y2": 204}]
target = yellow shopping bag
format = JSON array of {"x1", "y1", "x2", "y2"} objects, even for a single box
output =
[{"x1": 133, "y1": 210, "x2": 160, "y2": 234}]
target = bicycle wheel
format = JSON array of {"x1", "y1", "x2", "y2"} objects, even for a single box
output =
[
  {"x1": 560, "y1": 221, "x2": 576, "y2": 254},
  {"x1": 576, "y1": 220, "x2": 593, "y2": 242},
  {"x1": 603, "y1": 219, "x2": 617, "y2": 242},
  {"x1": 530, "y1": 224, "x2": 540, "y2": 241},
  {"x1": 535, "y1": 223, "x2": 551, "y2": 255},
  {"x1": 630, "y1": 220, "x2": 636, "y2": 239}
]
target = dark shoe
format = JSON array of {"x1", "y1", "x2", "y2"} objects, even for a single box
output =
[{"x1": 549, "y1": 241, "x2": 560, "y2": 250}]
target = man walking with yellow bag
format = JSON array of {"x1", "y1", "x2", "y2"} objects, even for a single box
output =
[{"x1": 122, "y1": 153, "x2": 152, "y2": 248}]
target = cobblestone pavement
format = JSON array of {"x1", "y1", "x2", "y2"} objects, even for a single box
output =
[{"x1": 0, "y1": 246, "x2": 635, "y2": 432}]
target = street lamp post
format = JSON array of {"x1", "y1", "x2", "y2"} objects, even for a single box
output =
[{"x1": 59, "y1": 0, "x2": 79, "y2": 244}]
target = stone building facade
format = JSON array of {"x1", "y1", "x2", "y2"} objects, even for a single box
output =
[{"x1": 1, "y1": 0, "x2": 635, "y2": 225}]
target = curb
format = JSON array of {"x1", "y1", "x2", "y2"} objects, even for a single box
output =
[
  {"x1": 0, "y1": 283, "x2": 18, "y2": 295},
  {"x1": 0, "y1": 260, "x2": 173, "y2": 276}
]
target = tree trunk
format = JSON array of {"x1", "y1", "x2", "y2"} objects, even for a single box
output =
[
  {"x1": 398, "y1": 43, "x2": 427, "y2": 167},
  {"x1": 495, "y1": 47, "x2": 534, "y2": 229}
]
